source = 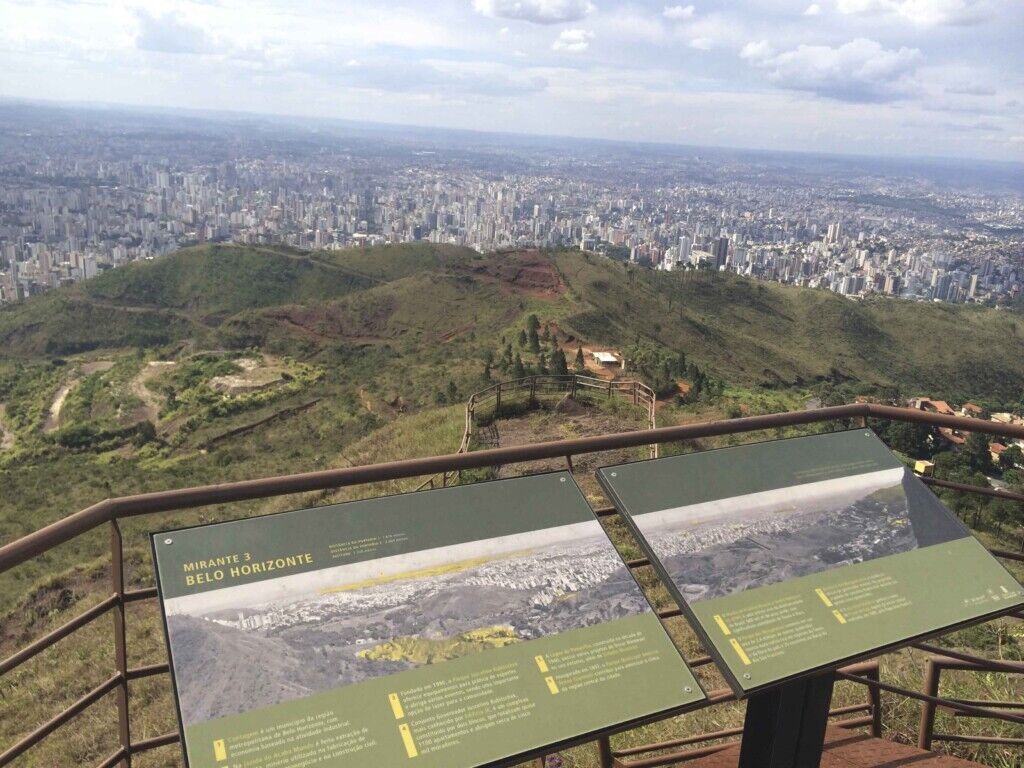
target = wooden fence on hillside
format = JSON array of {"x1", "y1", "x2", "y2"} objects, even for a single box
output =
[{"x1": 416, "y1": 374, "x2": 657, "y2": 491}]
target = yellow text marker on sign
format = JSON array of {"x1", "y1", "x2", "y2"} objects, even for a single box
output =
[
  {"x1": 545, "y1": 676, "x2": 560, "y2": 694},
  {"x1": 713, "y1": 615, "x2": 731, "y2": 636},
  {"x1": 535, "y1": 655, "x2": 549, "y2": 673},
  {"x1": 815, "y1": 588, "x2": 833, "y2": 608},
  {"x1": 399, "y1": 724, "x2": 418, "y2": 758},
  {"x1": 832, "y1": 610, "x2": 847, "y2": 625},
  {"x1": 388, "y1": 693, "x2": 405, "y2": 720},
  {"x1": 213, "y1": 739, "x2": 227, "y2": 762},
  {"x1": 729, "y1": 638, "x2": 752, "y2": 666}
]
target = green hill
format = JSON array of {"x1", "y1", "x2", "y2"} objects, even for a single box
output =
[{"x1": 3, "y1": 242, "x2": 1020, "y2": 400}]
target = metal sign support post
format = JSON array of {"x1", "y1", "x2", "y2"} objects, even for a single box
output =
[{"x1": 737, "y1": 672, "x2": 835, "y2": 768}]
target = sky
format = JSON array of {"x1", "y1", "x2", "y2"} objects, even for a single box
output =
[{"x1": 1, "y1": 0, "x2": 1022, "y2": 162}]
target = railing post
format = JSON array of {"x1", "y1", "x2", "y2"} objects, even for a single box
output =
[
  {"x1": 570, "y1": 375, "x2": 577, "y2": 399},
  {"x1": 867, "y1": 664, "x2": 882, "y2": 737},
  {"x1": 110, "y1": 520, "x2": 131, "y2": 768},
  {"x1": 607, "y1": 380, "x2": 612, "y2": 399},
  {"x1": 495, "y1": 382, "x2": 501, "y2": 416},
  {"x1": 597, "y1": 735, "x2": 614, "y2": 768},
  {"x1": 530, "y1": 376, "x2": 537, "y2": 406},
  {"x1": 917, "y1": 659, "x2": 941, "y2": 750}
]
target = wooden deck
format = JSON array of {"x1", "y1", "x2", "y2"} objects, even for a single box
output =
[{"x1": 681, "y1": 727, "x2": 985, "y2": 767}]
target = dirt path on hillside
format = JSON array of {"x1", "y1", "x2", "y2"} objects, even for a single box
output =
[
  {"x1": 0, "y1": 404, "x2": 13, "y2": 451},
  {"x1": 42, "y1": 382, "x2": 74, "y2": 433},
  {"x1": 493, "y1": 402, "x2": 649, "y2": 499},
  {"x1": 42, "y1": 361, "x2": 115, "y2": 433},
  {"x1": 129, "y1": 361, "x2": 177, "y2": 423}
]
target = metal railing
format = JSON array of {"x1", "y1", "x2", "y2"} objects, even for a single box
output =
[
  {"x1": 2, "y1": 403, "x2": 1024, "y2": 768},
  {"x1": 416, "y1": 373, "x2": 657, "y2": 490}
]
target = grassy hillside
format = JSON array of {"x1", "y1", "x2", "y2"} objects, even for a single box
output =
[
  {"x1": 3, "y1": 243, "x2": 1021, "y2": 401},
  {"x1": 552, "y1": 251, "x2": 1024, "y2": 401}
]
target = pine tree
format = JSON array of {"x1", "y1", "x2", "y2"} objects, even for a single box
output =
[
  {"x1": 551, "y1": 349, "x2": 569, "y2": 376},
  {"x1": 528, "y1": 326, "x2": 541, "y2": 353},
  {"x1": 574, "y1": 346, "x2": 585, "y2": 371},
  {"x1": 518, "y1": 330, "x2": 528, "y2": 347},
  {"x1": 537, "y1": 352, "x2": 548, "y2": 375},
  {"x1": 513, "y1": 353, "x2": 526, "y2": 379}
]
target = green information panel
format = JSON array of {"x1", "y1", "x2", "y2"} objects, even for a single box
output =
[
  {"x1": 152, "y1": 472, "x2": 705, "y2": 768},
  {"x1": 597, "y1": 430, "x2": 1024, "y2": 695}
]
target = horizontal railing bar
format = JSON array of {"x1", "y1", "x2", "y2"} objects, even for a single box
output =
[
  {"x1": 124, "y1": 587, "x2": 157, "y2": 603},
  {"x1": 837, "y1": 672, "x2": 1024, "y2": 725},
  {"x1": 867, "y1": 404, "x2": 1024, "y2": 440},
  {"x1": 832, "y1": 715, "x2": 875, "y2": 730},
  {"x1": 922, "y1": 477, "x2": 1024, "y2": 504},
  {"x1": 931, "y1": 733, "x2": 1024, "y2": 745},
  {"x1": 617, "y1": 741, "x2": 732, "y2": 767},
  {"x1": 0, "y1": 674, "x2": 121, "y2": 766},
  {"x1": 828, "y1": 703, "x2": 872, "y2": 717},
  {"x1": 912, "y1": 644, "x2": 1024, "y2": 673},
  {"x1": 1, "y1": 404, "x2": 874, "y2": 572},
  {"x1": 130, "y1": 731, "x2": 180, "y2": 753},
  {"x1": 614, "y1": 726, "x2": 743, "y2": 756},
  {"x1": 990, "y1": 548, "x2": 1024, "y2": 563},
  {"x1": 126, "y1": 663, "x2": 169, "y2": 682},
  {"x1": 0, "y1": 595, "x2": 118, "y2": 676}
]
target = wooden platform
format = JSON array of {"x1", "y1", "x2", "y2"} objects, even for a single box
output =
[{"x1": 681, "y1": 727, "x2": 985, "y2": 767}]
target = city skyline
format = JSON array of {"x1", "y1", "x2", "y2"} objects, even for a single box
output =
[
  {"x1": 1, "y1": 0, "x2": 1022, "y2": 163},
  {"x1": 1, "y1": 101, "x2": 1020, "y2": 307}
]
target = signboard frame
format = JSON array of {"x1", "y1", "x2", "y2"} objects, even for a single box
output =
[
  {"x1": 151, "y1": 470, "x2": 707, "y2": 768},
  {"x1": 597, "y1": 429, "x2": 1024, "y2": 698}
]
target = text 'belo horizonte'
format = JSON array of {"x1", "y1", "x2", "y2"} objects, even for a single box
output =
[{"x1": 180, "y1": 552, "x2": 313, "y2": 586}]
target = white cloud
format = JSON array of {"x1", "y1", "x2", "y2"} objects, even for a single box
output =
[
  {"x1": 836, "y1": 0, "x2": 988, "y2": 27},
  {"x1": 743, "y1": 38, "x2": 922, "y2": 102},
  {"x1": 740, "y1": 40, "x2": 774, "y2": 61},
  {"x1": 804, "y1": 3, "x2": 823, "y2": 15},
  {"x1": 473, "y1": 0, "x2": 594, "y2": 25},
  {"x1": 134, "y1": 9, "x2": 215, "y2": 55},
  {"x1": 689, "y1": 37, "x2": 713, "y2": 50},
  {"x1": 552, "y1": 28, "x2": 594, "y2": 52},
  {"x1": 663, "y1": 4, "x2": 696, "y2": 21}
]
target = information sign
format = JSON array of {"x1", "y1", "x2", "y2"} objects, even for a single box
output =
[
  {"x1": 152, "y1": 471, "x2": 705, "y2": 768},
  {"x1": 597, "y1": 431, "x2": 1024, "y2": 695}
]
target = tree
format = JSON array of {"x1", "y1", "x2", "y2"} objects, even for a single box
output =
[
  {"x1": 551, "y1": 349, "x2": 569, "y2": 376},
  {"x1": 512, "y1": 353, "x2": 526, "y2": 379},
  {"x1": 537, "y1": 352, "x2": 548, "y2": 375},
  {"x1": 964, "y1": 432, "x2": 993, "y2": 474},
  {"x1": 999, "y1": 445, "x2": 1023, "y2": 471},
  {"x1": 446, "y1": 380, "x2": 458, "y2": 403},
  {"x1": 517, "y1": 330, "x2": 528, "y2": 348},
  {"x1": 528, "y1": 326, "x2": 541, "y2": 353},
  {"x1": 877, "y1": 420, "x2": 931, "y2": 459},
  {"x1": 526, "y1": 314, "x2": 540, "y2": 333},
  {"x1": 482, "y1": 360, "x2": 492, "y2": 381},
  {"x1": 574, "y1": 347, "x2": 585, "y2": 372}
]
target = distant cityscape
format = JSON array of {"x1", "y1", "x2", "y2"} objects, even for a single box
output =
[{"x1": 1, "y1": 103, "x2": 1021, "y2": 307}]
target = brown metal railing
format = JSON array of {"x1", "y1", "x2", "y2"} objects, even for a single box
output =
[
  {"x1": 2, "y1": 403, "x2": 1024, "y2": 768},
  {"x1": 415, "y1": 373, "x2": 658, "y2": 490}
]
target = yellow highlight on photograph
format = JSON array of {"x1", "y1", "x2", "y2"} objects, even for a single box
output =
[
  {"x1": 213, "y1": 739, "x2": 227, "y2": 762},
  {"x1": 832, "y1": 609, "x2": 847, "y2": 625},
  {"x1": 815, "y1": 588, "x2": 834, "y2": 608},
  {"x1": 729, "y1": 638, "x2": 752, "y2": 666},
  {"x1": 388, "y1": 693, "x2": 405, "y2": 720},
  {"x1": 713, "y1": 615, "x2": 731, "y2": 636},
  {"x1": 545, "y1": 676, "x2": 560, "y2": 694},
  {"x1": 535, "y1": 655, "x2": 549, "y2": 673},
  {"x1": 399, "y1": 724, "x2": 418, "y2": 758}
]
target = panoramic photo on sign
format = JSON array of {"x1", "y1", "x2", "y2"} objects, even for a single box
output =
[
  {"x1": 151, "y1": 471, "x2": 704, "y2": 768},
  {"x1": 597, "y1": 430, "x2": 1024, "y2": 695}
]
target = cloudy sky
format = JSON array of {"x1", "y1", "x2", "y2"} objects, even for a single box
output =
[{"x1": 1, "y1": 0, "x2": 1022, "y2": 161}]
